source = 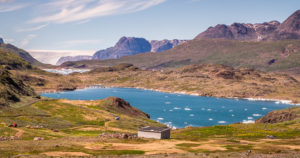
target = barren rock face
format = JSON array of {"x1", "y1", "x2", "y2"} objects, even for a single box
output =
[
  {"x1": 196, "y1": 10, "x2": 300, "y2": 41},
  {"x1": 150, "y1": 39, "x2": 187, "y2": 52},
  {"x1": 92, "y1": 37, "x2": 152, "y2": 60},
  {"x1": 0, "y1": 38, "x2": 3, "y2": 44}
]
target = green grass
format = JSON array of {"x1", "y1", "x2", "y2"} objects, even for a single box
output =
[{"x1": 172, "y1": 122, "x2": 300, "y2": 141}]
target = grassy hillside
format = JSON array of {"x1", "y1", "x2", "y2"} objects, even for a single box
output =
[
  {"x1": 172, "y1": 107, "x2": 300, "y2": 154},
  {"x1": 0, "y1": 43, "x2": 50, "y2": 68},
  {"x1": 0, "y1": 68, "x2": 36, "y2": 106},
  {"x1": 62, "y1": 39, "x2": 300, "y2": 74},
  {"x1": 0, "y1": 97, "x2": 164, "y2": 157},
  {"x1": 0, "y1": 99, "x2": 300, "y2": 157}
]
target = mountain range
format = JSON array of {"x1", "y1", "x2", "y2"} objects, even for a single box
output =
[
  {"x1": 56, "y1": 37, "x2": 187, "y2": 65},
  {"x1": 60, "y1": 10, "x2": 300, "y2": 74},
  {"x1": 196, "y1": 10, "x2": 300, "y2": 41}
]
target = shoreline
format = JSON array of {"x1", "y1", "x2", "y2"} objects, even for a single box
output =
[{"x1": 39, "y1": 84, "x2": 300, "y2": 106}]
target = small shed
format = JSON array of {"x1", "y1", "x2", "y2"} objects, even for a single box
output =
[{"x1": 138, "y1": 126, "x2": 170, "y2": 139}]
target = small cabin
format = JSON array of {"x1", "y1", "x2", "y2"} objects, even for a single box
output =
[{"x1": 138, "y1": 126, "x2": 170, "y2": 139}]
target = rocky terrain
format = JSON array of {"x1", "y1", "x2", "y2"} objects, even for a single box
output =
[
  {"x1": 196, "y1": 10, "x2": 300, "y2": 41},
  {"x1": 255, "y1": 107, "x2": 300, "y2": 124},
  {"x1": 0, "y1": 38, "x2": 3, "y2": 44},
  {"x1": 195, "y1": 21, "x2": 280, "y2": 41},
  {"x1": 267, "y1": 10, "x2": 300, "y2": 40},
  {"x1": 150, "y1": 39, "x2": 187, "y2": 52}
]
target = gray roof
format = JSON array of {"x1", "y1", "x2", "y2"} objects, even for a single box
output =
[{"x1": 138, "y1": 126, "x2": 170, "y2": 133}]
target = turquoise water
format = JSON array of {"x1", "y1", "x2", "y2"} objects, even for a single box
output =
[{"x1": 41, "y1": 87, "x2": 293, "y2": 129}]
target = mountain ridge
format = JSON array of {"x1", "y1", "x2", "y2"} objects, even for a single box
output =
[
  {"x1": 196, "y1": 10, "x2": 300, "y2": 41},
  {"x1": 56, "y1": 37, "x2": 187, "y2": 65}
]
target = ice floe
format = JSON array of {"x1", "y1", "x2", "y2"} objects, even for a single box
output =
[
  {"x1": 209, "y1": 118, "x2": 213, "y2": 121},
  {"x1": 242, "y1": 120, "x2": 255, "y2": 124},
  {"x1": 252, "y1": 114, "x2": 262, "y2": 117},
  {"x1": 184, "y1": 107, "x2": 192, "y2": 111},
  {"x1": 189, "y1": 114, "x2": 194, "y2": 117},
  {"x1": 218, "y1": 121, "x2": 226, "y2": 124},
  {"x1": 174, "y1": 107, "x2": 181, "y2": 110},
  {"x1": 157, "y1": 117, "x2": 164, "y2": 121}
]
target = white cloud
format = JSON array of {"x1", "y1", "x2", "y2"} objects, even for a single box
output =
[
  {"x1": 20, "y1": 34, "x2": 36, "y2": 47},
  {"x1": 28, "y1": 49, "x2": 95, "y2": 65},
  {"x1": 0, "y1": 1, "x2": 29, "y2": 13},
  {"x1": 30, "y1": 0, "x2": 167, "y2": 24},
  {"x1": 16, "y1": 24, "x2": 48, "y2": 32}
]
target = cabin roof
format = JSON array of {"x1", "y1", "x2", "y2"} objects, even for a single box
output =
[{"x1": 138, "y1": 126, "x2": 170, "y2": 133}]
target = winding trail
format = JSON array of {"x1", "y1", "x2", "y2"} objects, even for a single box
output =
[{"x1": 14, "y1": 128, "x2": 24, "y2": 138}]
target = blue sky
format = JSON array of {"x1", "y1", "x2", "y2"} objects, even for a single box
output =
[{"x1": 0, "y1": 0, "x2": 299, "y2": 64}]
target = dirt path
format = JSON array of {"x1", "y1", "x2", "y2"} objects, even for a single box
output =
[{"x1": 15, "y1": 128, "x2": 24, "y2": 138}]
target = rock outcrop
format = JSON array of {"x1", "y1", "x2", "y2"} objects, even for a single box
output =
[
  {"x1": 150, "y1": 39, "x2": 187, "y2": 52},
  {"x1": 196, "y1": 10, "x2": 300, "y2": 41},
  {"x1": 255, "y1": 107, "x2": 299, "y2": 124},
  {"x1": 56, "y1": 55, "x2": 92, "y2": 65},
  {"x1": 195, "y1": 21, "x2": 280, "y2": 41},
  {"x1": 0, "y1": 38, "x2": 4, "y2": 44},
  {"x1": 103, "y1": 97, "x2": 150, "y2": 118}
]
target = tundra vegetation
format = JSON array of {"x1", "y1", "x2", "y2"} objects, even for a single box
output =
[{"x1": 1, "y1": 47, "x2": 300, "y2": 157}]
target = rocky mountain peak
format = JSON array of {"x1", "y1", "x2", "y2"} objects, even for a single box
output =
[
  {"x1": 278, "y1": 10, "x2": 300, "y2": 32},
  {"x1": 195, "y1": 10, "x2": 300, "y2": 41},
  {"x1": 0, "y1": 38, "x2": 4, "y2": 44},
  {"x1": 115, "y1": 36, "x2": 151, "y2": 52}
]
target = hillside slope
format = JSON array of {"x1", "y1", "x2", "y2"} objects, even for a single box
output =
[
  {"x1": 61, "y1": 39, "x2": 300, "y2": 73},
  {"x1": 0, "y1": 68, "x2": 35, "y2": 106},
  {"x1": 0, "y1": 42, "x2": 46, "y2": 67}
]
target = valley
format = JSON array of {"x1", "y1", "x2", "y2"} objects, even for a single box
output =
[{"x1": 0, "y1": 5, "x2": 300, "y2": 158}]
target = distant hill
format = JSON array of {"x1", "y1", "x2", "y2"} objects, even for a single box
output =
[
  {"x1": 196, "y1": 10, "x2": 300, "y2": 41},
  {"x1": 61, "y1": 39, "x2": 300, "y2": 73},
  {"x1": 0, "y1": 49, "x2": 33, "y2": 70},
  {"x1": 0, "y1": 39, "x2": 46, "y2": 67},
  {"x1": 56, "y1": 55, "x2": 92, "y2": 65},
  {"x1": 92, "y1": 37, "x2": 151, "y2": 60},
  {"x1": 57, "y1": 37, "x2": 187, "y2": 65}
]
